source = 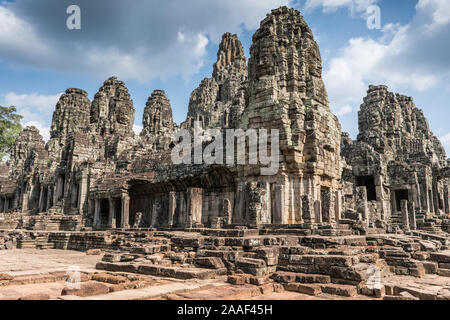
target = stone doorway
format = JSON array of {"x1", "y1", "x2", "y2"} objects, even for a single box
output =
[
  {"x1": 100, "y1": 199, "x2": 109, "y2": 227},
  {"x1": 114, "y1": 198, "x2": 122, "y2": 228},
  {"x1": 395, "y1": 189, "x2": 409, "y2": 212},
  {"x1": 356, "y1": 176, "x2": 377, "y2": 201}
]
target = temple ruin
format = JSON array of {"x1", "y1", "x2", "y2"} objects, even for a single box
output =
[{"x1": 0, "y1": 7, "x2": 449, "y2": 300}]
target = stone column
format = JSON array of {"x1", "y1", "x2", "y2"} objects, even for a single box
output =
[
  {"x1": 38, "y1": 186, "x2": 45, "y2": 213},
  {"x1": 4, "y1": 197, "x2": 9, "y2": 212},
  {"x1": 408, "y1": 201, "x2": 417, "y2": 230},
  {"x1": 78, "y1": 175, "x2": 88, "y2": 215},
  {"x1": 151, "y1": 201, "x2": 160, "y2": 228},
  {"x1": 444, "y1": 185, "x2": 449, "y2": 214},
  {"x1": 187, "y1": 188, "x2": 203, "y2": 228},
  {"x1": 53, "y1": 178, "x2": 60, "y2": 205},
  {"x1": 47, "y1": 187, "x2": 53, "y2": 209},
  {"x1": 356, "y1": 187, "x2": 368, "y2": 224},
  {"x1": 223, "y1": 199, "x2": 232, "y2": 225},
  {"x1": 302, "y1": 195, "x2": 315, "y2": 224},
  {"x1": 93, "y1": 198, "x2": 100, "y2": 228},
  {"x1": 314, "y1": 200, "x2": 322, "y2": 223},
  {"x1": 121, "y1": 194, "x2": 130, "y2": 229},
  {"x1": 0, "y1": 197, "x2": 4, "y2": 213},
  {"x1": 108, "y1": 198, "x2": 116, "y2": 229},
  {"x1": 22, "y1": 184, "x2": 30, "y2": 212},
  {"x1": 273, "y1": 185, "x2": 285, "y2": 224},
  {"x1": 401, "y1": 200, "x2": 410, "y2": 231},
  {"x1": 335, "y1": 191, "x2": 342, "y2": 222},
  {"x1": 168, "y1": 192, "x2": 176, "y2": 227},
  {"x1": 321, "y1": 192, "x2": 335, "y2": 223}
]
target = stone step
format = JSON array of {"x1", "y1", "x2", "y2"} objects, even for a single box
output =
[
  {"x1": 96, "y1": 262, "x2": 225, "y2": 280},
  {"x1": 271, "y1": 271, "x2": 331, "y2": 284},
  {"x1": 36, "y1": 242, "x2": 55, "y2": 250},
  {"x1": 284, "y1": 282, "x2": 358, "y2": 297},
  {"x1": 201, "y1": 229, "x2": 259, "y2": 238},
  {"x1": 16, "y1": 240, "x2": 36, "y2": 249}
]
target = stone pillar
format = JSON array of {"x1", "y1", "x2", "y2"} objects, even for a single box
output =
[
  {"x1": 412, "y1": 184, "x2": 422, "y2": 212},
  {"x1": 151, "y1": 201, "x2": 160, "y2": 228},
  {"x1": 4, "y1": 197, "x2": 9, "y2": 212},
  {"x1": 187, "y1": 188, "x2": 203, "y2": 228},
  {"x1": 335, "y1": 191, "x2": 342, "y2": 222},
  {"x1": 314, "y1": 200, "x2": 322, "y2": 224},
  {"x1": 121, "y1": 194, "x2": 130, "y2": 229},
  {"x1": 47, "y1": 187, "x2": 53, "y2": 209},
  {"x1": 22, "y1": 184, "x2": 30, "y2": 212},
  {"x1": 401, "y1": 200, "x2": 410, "y2": 231},
  {"x1": 321, "y1": 192, "x2": 335, "y2": 223},
  {"x1": 38, "y1": 186, "x2": 45, "y2": 213},
  {"x1": 223, "y1": 199, "x2": 232, "y2": 225},
  {"x1": 53, "y1": 178, "x2": 60, "y2": 205},
  {"x1": 168, "y1": 192, "x2": 176, "y2": 227},
  {"x1": 356, "y1": 187, "x2": 368, "y2": 223},
  {"x1": 0, "y1": 197, "x2": 4, "y2": 213},
  {"x1": 93, "y1": 198, "x2": 100, "y2": 228},
  {"x1": 302, "y1": 195, "x2": 315, "y2": 223},
  {"x1": 273, "y1": 185, "x2": 285, "y2": 224},
  {"x1": 108, "y1": 198, "x2": 116, "y2": 229},
  {"x1": 443, "y1": 183, "x2": 449, "y2": 214},
  {"x1": 408, "y1": 201, "x2": 417, "y2": 230},
  {"x1": 78, "y1": 175, "x2": 88, "y2": 215}
]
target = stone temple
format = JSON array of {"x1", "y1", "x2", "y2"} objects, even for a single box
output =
[{"x1": 0, "y1": 7, "x2": 449, "y2": 300}]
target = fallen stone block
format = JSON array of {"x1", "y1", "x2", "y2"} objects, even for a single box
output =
[
  {"x1": 86, "y1": 249, "x2": 102, "y2": 256},
  {"x1": 0, "y1": 273, "x2": 13, "y2": 281},
  {"x1": 235, "y1": 258, "x2": 267, "y2": 276},
  {"x1": 91, "y1": 273, "x2": 128, "y2": 284},
  {"x1": 271, "y1": 271, "x2": 297, "y2": 284},
  {"x1": 96, "y1": 262, "x2": 139, "y2": 274},
  {"x1": 284, "y1": 283, "x2": 322, "y2": 296},
  {"x1": 228, "y1": 275, "x2": 251, "y2": 285},
  {"x1": 61, "y1": 282, "x2": 110, "y2": 297},
  {"x1": 429, "y1": 252, "x2": 450, "y2": 263},
  {"x1": 438, "y1": 269, "x2": 450, "y2": 277},
  {"x1": 194, "y1": 257, "x2": 226, "y2": 269},
  {"x1": 422, "y1": 261, "x2": 438, "y2": 274},
  {"x1": 320, "y1": 284, "x2": 358, "y2": 297}
]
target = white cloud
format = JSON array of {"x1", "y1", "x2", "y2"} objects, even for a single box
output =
[
  {"x1": 4, "y1": 92, "x2": 61, "y2": 112},
  {"x1": 0, "y1": 0, "x2": 290, "y2": 83},
  {"x1": 304, "y1": 0, "x2": 378, "y2": 13},
  {"x1": 440, "y1": 133, "x2": 450, "y2": 154},
  {"x1": 3, "y1": 92, "x2": 61, "y2": 142},
  {"x1": 23, "y1": 120, "x2": 50, "y2": 142},
  {"x1": 324, "y1": 0, "x2": 450, "y2": 116},
  {"x1": 133, "y1": 124, "x2": 143, "y2": 136},
  {"x1": 334, "y1": 105, "x2": 353, "y2": 116}
]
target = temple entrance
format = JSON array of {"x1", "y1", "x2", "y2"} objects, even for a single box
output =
[
  {"x1": 428, "y1": 190, "x2": 434, "y2": 212},
  {"x1": 40, "y1": 187, "x2": 48, "y2": 212},
  {"x1": 395, "y1": 189, "x2": 409, "y2": 212},
  {"x1": 70, "y1": 184, "x2": 79, "y2": 208},
  {"x1": 356, "y1": 176, "x2": 377, "y2": 201},
  {"x1": 114, "y1": 198, "x2": 122, "y2": 228},
  {"x1": 57, "y1": 174, "x2": 66, "y2": 201},
  {"x1": 100, "y1": 199, "x2": 109, "y2": 227}
]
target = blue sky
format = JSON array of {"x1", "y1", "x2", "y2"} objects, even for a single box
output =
[{"x1": 0, "y1": 0, "x2": 449, "y2": 155}]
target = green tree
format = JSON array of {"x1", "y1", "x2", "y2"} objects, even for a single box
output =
[{"x1": 0, "y1": 106, "x2": 23, "y2": 161}]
